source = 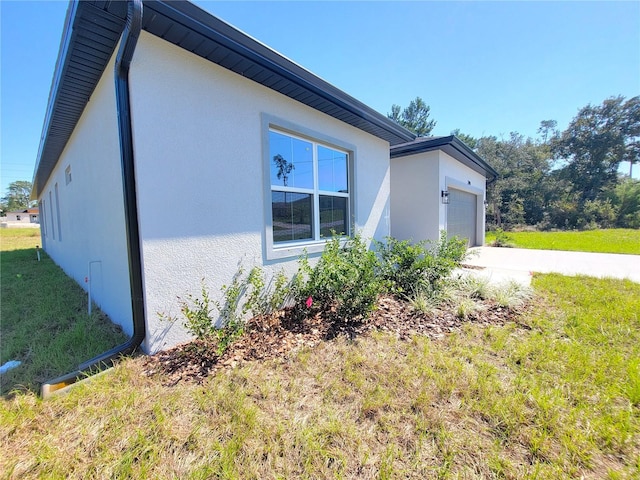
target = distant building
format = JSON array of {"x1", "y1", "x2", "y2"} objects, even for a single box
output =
[{"x1": 4, "y1": 208, "x2": 39, "y2": 224}]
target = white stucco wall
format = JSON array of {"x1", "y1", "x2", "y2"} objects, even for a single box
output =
[
  {"x1": 390, "y1": 150, "x2": 487, "y2": 246},
  {"x1": 4, "y1": 212, "x2": 35, "y2": 223},
  {"x1": 129, "y1": 32, "x2": 392, "y2": 353},
  {"x1": 390, "y1": 151, "x2": 440, "y2": 243},
  {"x1": 37, "y1": 53, "x2": 133, "y2": 336}
]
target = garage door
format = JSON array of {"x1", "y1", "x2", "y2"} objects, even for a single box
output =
[{"x1": 447, "y1": 188, "x2": 477, "y2": 246}]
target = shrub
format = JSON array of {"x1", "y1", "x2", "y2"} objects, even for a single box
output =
[
  {"x1": 376, "y1": 237, "x2": 431, "y2": 295},
  {"x1": 173, "y1": 268, "x2": 288, "y2": 355},
  {"x1": 297, "y1": 233, "x2": 382, "y2": 321},
  {"x1": 431, "y1": 230, "x2": 469, "y2": 278},
  {"x1": 376, "y1": 231, "x2": 468, "y2": 296},
  {"x1": 243, "y1": 267, "x2": 291, "y2": 319},
  {"x1": 172, "y1": 232, "x2": 469, "y2": 344},
  {"x1": 612, "y1": 178, "x2": 640, "y2": 228},
  {"x1": 490, "y1": 228, "x2": 515, "y2": 248},
  {"x1": 212, "y1": 271, "x2": 246, "y2": 354},
  {"x1": 176, "y1": 280, "x2": 216, "y2": 340},
  {"x1": 582, "y1": 199, "x2": 616, "y2": 229},
  {"x1": 170, "y1": 275, "x2": 245, "y2": 354},
  {"x1": 267, "y1": 270, "x2": 291, "y2": 313}
]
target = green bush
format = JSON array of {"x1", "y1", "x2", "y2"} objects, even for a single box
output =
[
  {"x1": 582, "y1": 198, "x2": 616, "y2": 229},
  {"x1": 612, "y1": 178, "x2": 640, "y2": 228},
  {"x1": 490, "y1": 228, "x2": 515, "y2": 248},
  {"x1": 176, "y1": 280, "x2": 216, "y2": 341},
  {"x1": 172, "y1": 275, "x2": 246, "y2": 354},
  {"x1": 212, "y1": 271, "x2": 246, "y2": 354},
  {"x1": 172, "y1": 271, "x2": 249, "y2": 354},
  {"x1": 376, "y1": 237, "x2": 432, "y2": 295},
  {"x1": 243, "y1": 267, "x2": 292, "y2": 321},
  {"x1": 173, "y1": 232, "x2": 469, "y2": 342},
  {"x1": 376, "y1": 231, "x2": 468, "y2": 296},
  {"x1": 428, "y1": 231, "x2": 469, "y2": 283},
  {"x1": 297, "y1": 234, "x2": 382, "y2": 321}
]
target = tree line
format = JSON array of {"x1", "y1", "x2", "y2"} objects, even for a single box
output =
[{"x1": 389, "y1": 95, "x2": 640, "y2": 230}]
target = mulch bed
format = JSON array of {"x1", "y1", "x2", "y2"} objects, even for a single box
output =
[{"x1": 142, "y1": 295, "x2": 525, "y2": 386}]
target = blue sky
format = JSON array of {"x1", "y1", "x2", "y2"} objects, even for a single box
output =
[{"x1": 1, "y1": 1, "x2": 639, "y2": 196}]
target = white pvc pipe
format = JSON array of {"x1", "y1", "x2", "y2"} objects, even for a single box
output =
[{"x1": 87, "y1": 261, "x2": 101, "y2": 316}]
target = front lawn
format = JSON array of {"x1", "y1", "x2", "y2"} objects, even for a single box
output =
[
  {"x1": 485, "y1": 228, "x2": 640, "y2": 254},
  {"x1": 1, "y1": 274, "x2": 638, "y2": 479}
]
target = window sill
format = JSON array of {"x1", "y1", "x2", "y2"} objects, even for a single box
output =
[{"x1": 266, "y1": 236, "x2": 349, "y2": 261}]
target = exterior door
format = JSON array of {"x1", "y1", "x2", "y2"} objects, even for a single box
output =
[{"x1": 447, "y1": 188, "x2": 477, "y2": 246}]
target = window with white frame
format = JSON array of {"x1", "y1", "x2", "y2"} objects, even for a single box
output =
[{"x1": 268, "y1": 129, "x2": 350, "y2": 246}]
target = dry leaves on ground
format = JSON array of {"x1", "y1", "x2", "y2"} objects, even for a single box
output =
[{"x1": 143, "y1": 294, "x2": 526, "y2": 386}]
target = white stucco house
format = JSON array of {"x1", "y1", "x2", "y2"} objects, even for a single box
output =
[
  {"x1": 1, "y1": 208, "x2": 40, "y2": 228},
  {"x1": 390, "y1": 136, "x2": 497, "y2": 247},
  {"x1": 32, "y1": 0, "x2": 496, "y2": 357}
]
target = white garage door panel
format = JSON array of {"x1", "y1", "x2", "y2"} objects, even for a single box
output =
[{"x1": 448, "y1": 188, "x2": 477, "y2": 246}]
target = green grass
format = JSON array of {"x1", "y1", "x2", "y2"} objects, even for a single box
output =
[
  {"x1": 0, "y1": 227, "x2": 41, "y2": 250},
  {"x1": 485, "y1": 228, "x2": 640, "y2": 254},
  {"x1": 1, "y1": 273, "x2": 638, "y2": 479},
  {"x1": 0, "y1": 229, "x2": 127, "y2": 396}
]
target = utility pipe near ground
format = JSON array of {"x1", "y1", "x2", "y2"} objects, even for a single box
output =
[{"x1": 87, "y1": 260, "x2": 101, "y2": 316}]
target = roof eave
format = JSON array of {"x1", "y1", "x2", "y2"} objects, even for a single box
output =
[
  {"x1": 143, "y1": 0, "x2": 415, "y2": 145},
  {"x1": 32, "y1": 0, "x2": 415, "y2": 199},
  {"x1": 31, "y1": 1, "x2": 79, "y2": 200},
  {"x1": 32, "y1": 1, "x2": 128, "y2": 199}
]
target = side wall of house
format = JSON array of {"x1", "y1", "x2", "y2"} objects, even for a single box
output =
[
  {"x1": 439, "y1": 151, "x2": 487, "y2": 245},
  {"x1": 37, "y1": 54, "x2": 134, "y2": 336},
  {"x1": 389, "y1": 151, "x2": 440, "y2": 244},
  {"x1": 4, "y1": 213, "x2": 32, "y2": 223},
  {"x1": 129, "y1": 32, "x2": 393, "y2": 353}
]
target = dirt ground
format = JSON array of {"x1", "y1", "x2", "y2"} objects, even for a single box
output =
[{"x1": 143, "y1": 294, "x2": 526, "y2": 387}]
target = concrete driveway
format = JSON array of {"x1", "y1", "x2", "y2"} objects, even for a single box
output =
[{"x1": 461, "y1": 247, "x2": 640, "y2": 286}]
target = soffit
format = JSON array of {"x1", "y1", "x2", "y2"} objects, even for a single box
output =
[{"x1": 33, "y1": 0, "x2": 414, "y2": 197}]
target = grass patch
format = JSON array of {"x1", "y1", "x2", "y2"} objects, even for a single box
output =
[
  {"x1": 0, "y1": 229, "x2": 127, "y2": 396},
  {"x1": 1, "y1": 273, "x2": 638, "y2": 478},
  {"x1": 485, "y1": 228, "x2": 640, "y2": 254},
  {"x1": 0, "y1": 227, "x2": 41, "y2": 250}
]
